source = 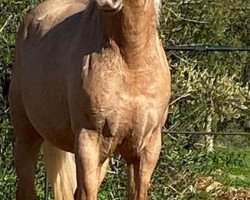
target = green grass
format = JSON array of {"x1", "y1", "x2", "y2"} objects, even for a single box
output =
[{"x1": 211, "y1": 147, "x2": 250, "y2": 188}]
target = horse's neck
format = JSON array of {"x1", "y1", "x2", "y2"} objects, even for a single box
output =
[{"x1": 104, "y1": 0, "x2": 159, "y2": 68}]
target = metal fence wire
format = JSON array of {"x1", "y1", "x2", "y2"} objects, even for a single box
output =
[
  {"x1": 163, "y1": 130, "x2": 250, "y2": 136},
  {"x1": 164, "y1": 44, "x2": 250, "y2": 52}
]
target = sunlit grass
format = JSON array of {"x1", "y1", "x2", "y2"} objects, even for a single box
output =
[{"x1": 213, "y1": 147, "x2": 250, "y2": 188}]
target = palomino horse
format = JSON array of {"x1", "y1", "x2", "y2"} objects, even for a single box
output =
[{"x1": 9, "y1": 0, "x2": 171, "y2": 199}]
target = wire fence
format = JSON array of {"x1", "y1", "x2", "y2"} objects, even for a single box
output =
[
  {"x1": 163, "y1": 130, "x2": 250, "y2": 136},
  {"x1": 164, "y1": 44, "x2": 250, "y2": 52}
]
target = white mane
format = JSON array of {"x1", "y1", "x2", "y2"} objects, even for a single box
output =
[{"x1": 154, "y1": 0, "x2": 161, "y2": 18}]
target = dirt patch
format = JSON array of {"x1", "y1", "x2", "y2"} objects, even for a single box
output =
[{"x1": 196, "y1": 175, "x2": 250, "y2": 200}]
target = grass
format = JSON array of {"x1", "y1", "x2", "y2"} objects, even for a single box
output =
[{"x1": 212, "y1": 147, "x2": 250, "y2": 189}]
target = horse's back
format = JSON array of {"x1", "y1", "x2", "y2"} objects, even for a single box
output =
[
  {"x1": 21, "y1": 0, "x2": 86, "y2": 40},
  {"x1": 33, "y1": 0, "x2": 85, "y2": 25},
  {"x1": 11, "y1": 0, "x2": 87, "y2": 84}
]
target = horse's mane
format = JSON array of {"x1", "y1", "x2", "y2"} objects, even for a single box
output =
[{"x1": 154, "y1": 0, "x2": 162, "y2": 18}]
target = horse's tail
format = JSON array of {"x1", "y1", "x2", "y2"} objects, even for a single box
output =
[{"x1": 44, "y1": 141, "x2": 77, "y2": 200}]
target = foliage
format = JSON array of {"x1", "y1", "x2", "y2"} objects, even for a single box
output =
[
  {"x1": 168, "y1": 54, "x2": 249, "y2": 133},
  {"x1": 0, "y1": 0, "x2": 249, "y2": 199},
  {"x1": 0, "y1": 120, "x2": 15, "y2": 199},
  {"x1": 159, "y1": 0, "x2": 249, "y2": 133}
]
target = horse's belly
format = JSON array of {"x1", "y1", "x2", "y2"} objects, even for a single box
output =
[
  {"x1": 24, "y1": 99, "x2": 75, "y2": 152},
  {"x1": 21, "y1": 71, "x2": 75, "y2": 152}
]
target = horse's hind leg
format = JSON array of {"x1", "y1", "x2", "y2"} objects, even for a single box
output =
[
  {"x1": 15, "y1": 137, "x2": 43, "y2": 200},
  {"x1": 127, "y1": 129, "x2": 162, "y2": 200},
  {"x1": 11, "y1": 105, "x2": 43, "y2": 199}
]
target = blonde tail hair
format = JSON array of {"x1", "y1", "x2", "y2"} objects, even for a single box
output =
[{"x1": 44, "y1": 141, "x2": 77, "y2": 200}]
